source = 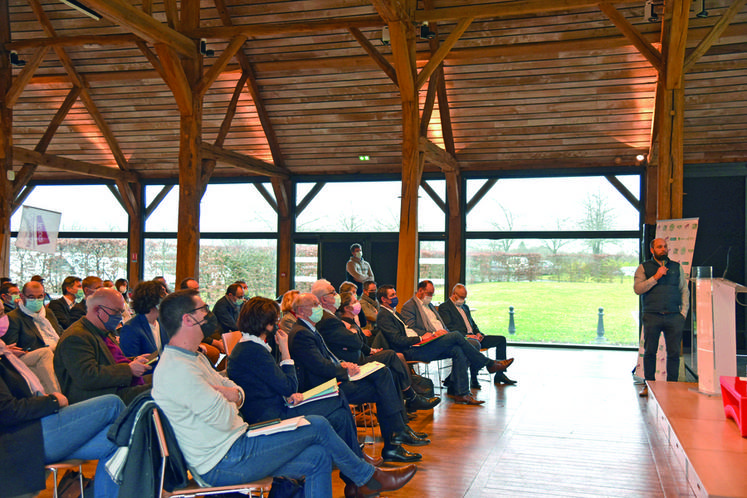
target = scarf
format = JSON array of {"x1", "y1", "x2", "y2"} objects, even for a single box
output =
[
  {"x1": 18, "y1": 301, "x2": 60, "y2": 350},
  {"x1": 0, "y1": 339, "x2": 46, "y2": 395}
]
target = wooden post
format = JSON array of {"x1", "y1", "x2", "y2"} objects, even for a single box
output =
[
  {"x1": 174, "y1": 0, "x2": 202, "y2": 283},
  {"x1": 445, "y1": 171, "x2": 463, "y2": 300},
  {"x1": 273, "y1": 178, "x2": 293, "y2": 295},
  {"x1": 127, "y1": 182, "x2": 144, "y2": 287},
  {"x1": 0, "y1": 0, "x2": 12, "y2": 277}
]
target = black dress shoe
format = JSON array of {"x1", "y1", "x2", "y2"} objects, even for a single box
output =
[
  {"x1": 471, "y1": 378, "x2": 482, "y2": 390},
  {"x1": 391, "y1": 430, "x2": 430, "y2": 446},
  {"x1": 406, "y1": 394, "x2": 441, "y2": 413},
  {"x1": 381, "y1": 445, "x2": 422, "y2": 463},
  {"x1": 494, "y1": 372, "x2": 517, "y2": 385},
  {"x1": 404, "y1": 425, "x2": 428, "y2": 439}
]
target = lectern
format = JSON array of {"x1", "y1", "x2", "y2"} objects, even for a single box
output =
[{"x1": 692, "y1": 269, "x2": 747, "y2": 394}]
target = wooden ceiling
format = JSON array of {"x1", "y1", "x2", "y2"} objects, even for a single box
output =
[{"x1": 5, "y1": 0, "x2": 747, "y2": 184}]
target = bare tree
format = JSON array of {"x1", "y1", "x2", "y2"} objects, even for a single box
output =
[
  {"x1": 542, "y1": 219, "x2": 571, "y2": 255},
  {"x1": 578, "y1": 191, "x2": 614, "y2": 254},
  {"x1": 490, "y1": 204, "x2": 515, "y2": 252}
]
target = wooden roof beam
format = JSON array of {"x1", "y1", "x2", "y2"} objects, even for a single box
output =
[
  {"x1": 200, "y1": 143, "x2": 289, "y2": 179},
  {"x1": 416, "y1": 17, "x2": 472, "y2": 90},
  {"x1": 190, "y1": 17, "x2": 383, "y2": 40},
  {"x1": 419, "y1": 179, "x2": 446, "y2": 213},
  {"x1": 370, "y1": 0, "x2": 411, "y2": 23},
  {"x1": 419, "y1": 137, "x2": 458, "y2": 173},
  {"x1": 684, "y1": 0, "x2": 747, "y2": 73},
  {"x1": 598, "y1": 3, "x2": 662, "y2": 72},
  {"x1": 77, "y1": 0, "x2": 196, "y2": 59},
  {"x1": 12, "y1": 147, "x2": 138, "y2": 181},
  {"x1": 155, "y1": 43, "x2": 193, "y2": 116},
  {"x1": 5, "y1": 34, "x2": 138, "y2": 51},
  {"x1": 195, "y1": 35, "x2": 247, "y2": 98},
  {"x1": 5, "y1": 46, "x2": 49, "y2": 107},
  {"x1": 416, "y1": 0, "x2": 609, "y2": 23},
  {"x1": 348, "y1": 27, "x2": 398, "y2": 87}
]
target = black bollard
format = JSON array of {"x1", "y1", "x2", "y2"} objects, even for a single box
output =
[
  {"x1": 596, "y1": 306, "x2": 606, "y2": 343},
  {"x1": 508, "y1": 306, "x2": 516, "y2": 335}
]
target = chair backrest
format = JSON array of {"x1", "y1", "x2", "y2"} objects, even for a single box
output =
[{"x1": 222, "y1": 331, "x2": 242, "y2": 356}]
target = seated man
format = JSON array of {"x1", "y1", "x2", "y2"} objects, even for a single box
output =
[
  {"x1": 213, "y1": 283, "x2": 245, "y2": 334},
  {"x1": 4, "y1": 280, "x2": 63, "y2": 393},
  {"x1": 48, "y1": 276, "x2": 81, "y2": 330},
  {"x1": 359, "y1": 280, "x2": 379, "y2": 334},
  {"x1": 378, "y1": 283, "x2": 512, "y2": 405},
  {"x1": 1, "y1": 282, "x2": 20, "y2": 313},
  {"x1": 153, "y1": 289, "x2": 415, "y2": 497},
  {"x1": 289, "y1": 292, "x2": 426, "y2": 463},
  {"x1": 439, "y1": 283, "x2": 516, "y2": 386},
  {"x1": 68, "y1": 275, "x2": 103, "y2": 323},
  {"x1": 311, "y1": 279, "x2": 439, "y2": 414},
  {"x1": 54, "y1": 288, "x2": 152, "y2": 405}
]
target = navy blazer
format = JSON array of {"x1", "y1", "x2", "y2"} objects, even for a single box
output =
[
  {"x1": 47, "y1": 297, "x2": 74, "y2": 330},
  {"x1": 316, "y1": 311, "x2": 370, "y2": 364},
  {"x1": 288, "y1": 319, "x2": 348, "y2": 392},
  {"x1": 438, "y1": 299, "x2": 481, "y2": 336},
  {"x1": 226, "y1": 340, "x2": 298, "y2": 423},
  {"x1": 375, "y1": 307, "x2": 420, "y2": 353},
  {"x1": 212, "y1": 295, "x2": 239, "y2": 334},
  {"x1": 119, "y1": 313, "x2": 169, "y2": 365}
]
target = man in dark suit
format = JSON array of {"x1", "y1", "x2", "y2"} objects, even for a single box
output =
[
  {"x1": 288, "y1": 292, "x2": 426, "y2": 463},
  {"x1": 212, "y1": 283, "x2": 245, "y2": 334},
  {"x1": 47, "y1": 276, "x2": 81, "y2": 330},
  {"x1": 68, "y1": 275, "x2": 103, "y2": 323},
  {"x1": 439, "y1": 283, "x2": 516, "y2": 386},
  {"x1": 378, "y1": 283, "x2": 512, "y2": 405},
  {"x1": 0, "y1": 282, "x2": 20, "y2": 313}
]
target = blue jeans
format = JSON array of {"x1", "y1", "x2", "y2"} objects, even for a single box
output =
[
  {"x1": 41, "y1": 394, "x2": 124, "y2": 498},
  {"x1": 201, "y1": 415, "x2": 374, "y2": 498}
]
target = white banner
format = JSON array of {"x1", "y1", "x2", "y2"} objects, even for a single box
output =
[{"x1": 15, "y1": 206, "x2": 61, "y2": 254}]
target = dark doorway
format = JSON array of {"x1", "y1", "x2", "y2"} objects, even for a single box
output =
[{"x1": 318, "y1": 235, "x2": 398, "y2": 291}]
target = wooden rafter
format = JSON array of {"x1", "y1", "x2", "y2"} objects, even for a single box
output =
[
  {"x1": 200, "y1": 143, "x2": 288, "y2": 179},
  {"x1": 253, "y1": 182, "x2": 278, "y2": 213},
  {"x1": 155, "y1": 43, "x2": 193, "y2": 116},
  {"x1": 416, "y1": 0, "x2": 609, "y2": 23},
  {"x1": 136, "y1": 40, "x2": 167, "y2": 82},
  {"x1": 296, "y1": 182, "x2": 325, "y2": 215},
  {"x1": 419, "y1": 69, "x2": 440, "y2": 136},
  {"x1": 190, "y1": 16, "x2": 383, "y2": 40},
  {"x1": 77, "y1": 0, "x2": 196, "y2": 58},
  {"x1": 598, "y1": 3, "x2": 662, "y2": 72},
  {"x1": 12, "y1": 147, "x2": 138, "y2": 181},
  {"x1": 195, "y1": 35, "x2": 247, "y2": 98},
  {"x1": 415, "y1": 17, "x2": 473, "y2": 90},
  {"x1": 419, "y1": 137, "x2": 458, "y2": 173},
  {"x1": 5, "y1": 46, "x2": 49, "y2": 107},
  {"x1": 6, "y1": 34, "x2": 138, "y2": 50},
  {"x1": 163, "y1": 0, "x2": 179, "y2": 31},
  {"x1": 419, "y1": 179, "x2": 446, "y2": 212},
  {"x1": 348, "y1": 27, "x2": 398, "y2": 86},
  {"x1": 605, "y1": 175, "x2": 640, "y2": 211},
  {"x1": 684, "y1": 0, "x2": 747, "y2": 73}
]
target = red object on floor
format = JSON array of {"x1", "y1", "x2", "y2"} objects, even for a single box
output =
[{"x1": 720, "y1": 376, "x2": 747, "y2": 437}]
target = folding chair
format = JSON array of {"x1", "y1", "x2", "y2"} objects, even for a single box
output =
[
  {"x1": 46, "y1": 460, "x2": 89, "y2": 498},
  {"x1": 152, "y1": 408, "x2": 265, "y2": 498}
]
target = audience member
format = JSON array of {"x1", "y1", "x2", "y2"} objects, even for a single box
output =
[
  {"x1": 102, "y1": 279, "x2": 115, "y2": 288},
  {"x1": 48, "y1": 276, "x2": 81, "y2": 330},
  {"x1": 213, "y1": 283, "x2": 245, "y2": 334},
  {"x1": 289, "y1": 292, "x2": 425, "y2": 463},
  {"x1": 69, "y1": 276, "x2": 103, "y2": 323},
  {"x1": 279, "y1": 290, "x2": 300, "y2": 335},
  {"x1": 346, "y1": 243, "x2": 374, "y2": 296},
  {"x1": 179, "y1": 277, "x2": 200, "y2": 290},
  {"x1": 439, "y1": 284, "x2": 516, "y2": 386},
  {"x1": 1, "y1": 282, "x2": 20, "y2": 313},
  {"x1": 119, "y1": 280, "x2": 168, "y2": 363},
  {"x1": 154, "y1": 289, "x2": 416, "y2": 497},
  {"x1": 54, "y1": 288, "x2": 152, "y2": 405},
  {"x1": 378, "y1": 283, "x2": 512, "y2": 405},
  {"x1": 153, "y1": 276, "x2": 171, "y2": 293},
  {"x1": 359, "y1": 280, "x2": 379, "y2": 333},
  {"x1": 0, "y1": 330, "x2": 123, "y2": 498},
  {"x1": 4, "y1": 281, "x2": 63, "y2": 393},
  {"x1": 30, "y1": 275, "x2": 52, "y2": 305}
]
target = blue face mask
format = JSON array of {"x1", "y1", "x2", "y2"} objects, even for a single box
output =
[
  {"x1": 25, "y1": 298, "x2": 44, "y2": 314},
  {"x1": 99, "y1": 307, "x2": 123, "y2": 331},
  {"x1": 309, "y1": 306, "x2": 324, "y2": 323},
  {"x1": 389, "y1": 297, "x2": 399, "y2": 308}
]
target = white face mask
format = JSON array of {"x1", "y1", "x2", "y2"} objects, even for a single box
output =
[
  {"x1": 454, "y1": 298, "x2": 465, "y2": 307},
  {"x1": 422, "y1": 295, "x2": 432, "y2": 306}
]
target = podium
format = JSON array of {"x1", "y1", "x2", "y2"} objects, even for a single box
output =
[{"x1": 692, "y1": 270, "x2": 747, "y2": 394}]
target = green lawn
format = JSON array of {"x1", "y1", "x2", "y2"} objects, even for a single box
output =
[{"x1": 463, "y1": 279, "x2": 639, "y2": 346}]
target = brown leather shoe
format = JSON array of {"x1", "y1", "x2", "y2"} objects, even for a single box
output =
[
  {"x1": 361, "y1": 451, "x2": 384, "y2": 466},
  {"x1": 486, "y1": 357, "x2": 514, "y2": 373},
  {"x1": 354, "y1": 464, "x2": 418, "y2": 497},
  {"x1": 453, "y1": 394, "x2": 485, "y2": 405}
]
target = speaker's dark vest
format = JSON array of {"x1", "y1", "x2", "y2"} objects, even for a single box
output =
[{"x1": 641, "y1": 259, "x2": 682, "y2": 313}]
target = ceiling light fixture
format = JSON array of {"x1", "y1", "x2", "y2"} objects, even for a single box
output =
[
  {"x1": 644, "y1": 0, "x2": 659, "y2": 22},
  {"x1": 9, "y1": 51, "x2": 25, "y2": 67},
  {"x1": 381, "y1": 26, "x2": 390, "y2": 46},
  {"x1": 60, "y1": 0, "x2": 101, "y2": 21},
  {"x1": 420, "y1": 22, "x2": 436, "y2": 40},
  {"x1": 695, "y1": 0, "x2": 708, "y2": 18}
]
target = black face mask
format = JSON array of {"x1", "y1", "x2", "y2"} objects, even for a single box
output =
[
  {"x1": 367, "y1": 291, "x2": 377, "y2": 299},
  {"x1": 192, "y1": 311, "x2": 219, "y2": 340},
  {"x1": 267, "y1": 324, "x2": 279, "y2": 339}
]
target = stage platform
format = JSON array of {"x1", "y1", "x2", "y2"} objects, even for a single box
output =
[{"x1": 648, "y1": 381, "x2": 747, "y2": 497}]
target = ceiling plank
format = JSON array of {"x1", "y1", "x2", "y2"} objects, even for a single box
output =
[
  {"x1": 136, "y1": 40, "x2": 168, "y2": 82},
  {"x1": 12, "y1": 147, "x2": 138, "y2": 181},
  {"x1": 370, "y1": 0, "x2": 410, "y2": 23},
  {"x1": 348, "y1": 26, "x2": 398, "y2": 87},
  {"x1": 6, "y1": 46, "x2": 50, "y2": 107},
  {"x1": 195, "y1": 35, "x2": 247, "y2": 98},
  {"x1": 155, "y1": 43, "x2": 193, "y2": 116},
  {"x1": 6, "y1": 34, "x2": 138, "y2": 51},
  {"x1": 77, "y1": 0, "x2": 196, "y2": 59},
  {"x1": 79, "y1": 87, "x2": 130, "y2": 170},
  {"x1": 684, "y1": 0, "x2": 747, "y2": 73},
  {"x1": 415, "y1": 0, "x2": 609, "y2": 23},
  {"x1": 598, "y1": 3, "x2": 662, "y2": 72},
  {"x1": 416, "y1": 17, "x2": 473, "y2": 90},
  {"x1": 200, "y1": 143, "x2": 288, "y2": 178},
  {"x1": 189, "y1": 16, "x2": 383, "y2": 40},
  {"x1": 419, "y1": 137, "x2": 458, "y2": 172}
]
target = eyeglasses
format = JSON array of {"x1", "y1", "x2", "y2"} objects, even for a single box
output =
[
  {"x1": 99, "y1": 305, "x2": 125, "y2": 317},
  {"x1": 188, "y1": 304, "x2": 209, "y2": 315}
]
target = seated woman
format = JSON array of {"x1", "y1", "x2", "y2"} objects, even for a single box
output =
[
  {"x1": 278, "y1": 289, "x2": 299, "y2": 334},
  {"x1": 119, "y1": 280, "x2": 168, "y2": 365},
  {"x1": 227, "y1": 296, "x2": 381, "y2": 466},
  {"x1": 0, "y1": 322, "x2": 123, "y2": 498}
]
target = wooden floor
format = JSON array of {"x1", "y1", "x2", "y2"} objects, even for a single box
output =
[{"x1": 38, "y1": 347, "x2": 696, "y2": 498}]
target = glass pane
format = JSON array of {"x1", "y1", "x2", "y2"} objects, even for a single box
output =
[
  {"x1": 466, "y1": 176, "x2": 640, "y2": 232},
  {"x1": 201, "y1": 184, "x2": 277, "y2": 232},
  {"x1": 297, "y1": 182, "x2": 401, "y2": 232},
  {"x1": 295, "y1": 244, "x2": 318, "y2": 293},
  {"x1": 420, "y1": 241, "x2": 445, "y2": 301},
  {"x1": 11, "y1": 185, "x2": 128, "y2": 232},
  {"x1": 143, "y1": 239, "x2": 177, "y2": 285},
  {"x1": 418, "y1": 180, "x2": 445, "y2": 232},
  {"x1": 200, "y1": 240, "x2": 277, "y2": 303},
  {"x1": 465, "y1": 238, "x2": 639, "y2": 346},
  {"x1": 9, "y1": 237, "x2": 128, "y2": 298},
  {"x1": 145, "y1": 186, "x2": 179, "y2": 232}
]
